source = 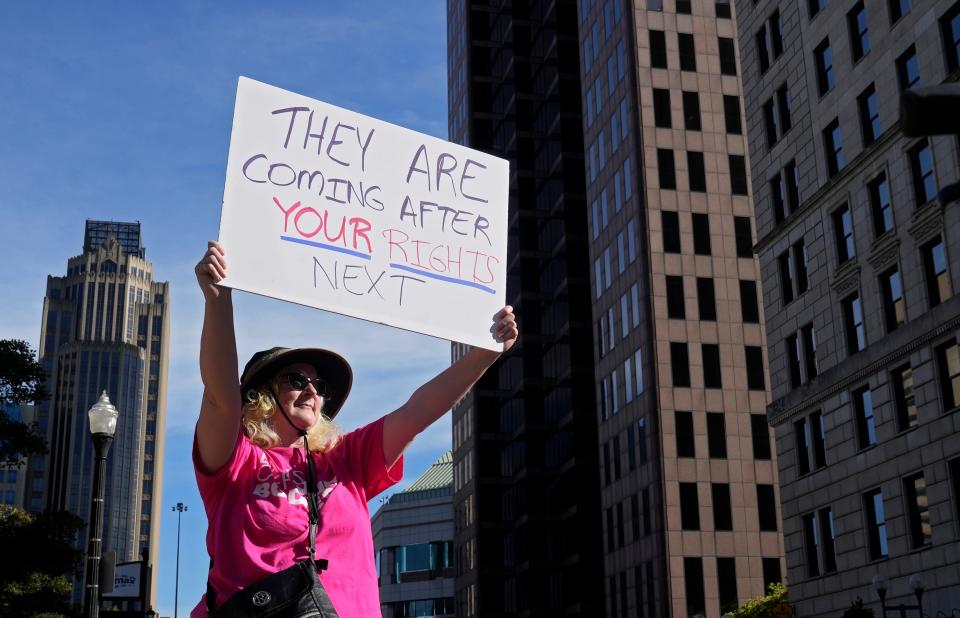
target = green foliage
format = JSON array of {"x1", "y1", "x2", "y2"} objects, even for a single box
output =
[
  {"x1": 728, "y1": 582, "x2": 789, "y2": 618},
  {"x1": 841, "y1": 597, "x2": 874, "y2": 617},
  {"x1": 0, "y1": 339, "x2": 49, "y2": 466},
  {"x1": 0, "y1": 505, "x2": 83, "y2": 618}
]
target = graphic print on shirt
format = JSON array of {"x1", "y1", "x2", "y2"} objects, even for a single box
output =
[{"x1": 251, "y1": 451, "x2": 338, "y2": 510}]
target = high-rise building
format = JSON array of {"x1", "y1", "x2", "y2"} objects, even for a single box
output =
[
  {"x1": 447, "y1": 1, "x2": 784, "y2": 616},
  {"x1": 26, "y1": 220, "x2": 169, "y2": 608},
  {"x1": 373, "y1": 451, "x2": 455, "y2": 617},
  {"x1": 734, "y1": 0, "x2": 960, "y2": 614}
]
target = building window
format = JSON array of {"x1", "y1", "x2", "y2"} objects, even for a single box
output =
[
  {"x1": 802, "y1": 323, "x2": 819, "y2": 381},
  {"x1": 712, "y1": 483, "x2": 733, "y2": 530},
  {"x1": 897, "y1": 45, "x2": 920, "y2": 91},
  {"x1": 785, "y1": 160, "x2": 800, "y2": 212},
  {"x1": 809, "y1": 0, "x2": 826, "y2": 19},
  {"x1": 795, "y1": 417, "x2": 812, "y2": 476},
  {"x1": 703, "y1": 343, "x2": 722, "y2": 388},
  {"x1": 802, "y1": 512, "x2": 820, "y2": 577},
  {"x1": 950, "y1": 458, "x2": 960, "y2": 525},
  {"x1": 692, "y1": 213, "x2": 711, "y2": 255},
  {"x1": 771, "y1": 173, "x2": 787, "y2": 223},
  {"x1": 717, "y1": 557, "x2": 738, "y2": 614},
  {"x1": 889, "y1": 0, "x2": 910, "y2": 24},
  {"x1": 868, "y1": 173, "x2": 894, "y2": 236},
  {"x1": 677, "y1": 0, "x2": 692, "y2": 14},
  {"x1": 786, "y1": 333, "x2": 802, "y2": 388},
  {"x1": 662, "y1": 211, "x2": 681, "y2": 253},
  {"x1": 672, "y1": 342, "x2": 690, "y2": 387},
  {"x1": 858, "y1": 83, "x2": 881, "y2": 146},
  {"x1": 842, "y1": 293, "x2": 866, "y2": 355},
  {"x1": 777, "y1": 84, "x2": 792, "y2": 134},
  {"x1": 770, "y1": 10, "x2": 784, "y2": 58},
  {"x1": 697, "y1": 278, "x2": 717, "y2": 322},
  {"x1": 682, "y1": 91, "x2": 702, "y2": 131},
  {"x1": 723, "y1": 95, "x2": 742, "y2": 134},
  {"x1": 676, "y1": 411, "x2": 695, "y2": 458},
  {"x1": 684, "y1": 558, "x2": 705, "y2": 618},
  {"x1": 650, "y1": 30, "x2": 668, "y2": 68},
  {"x1": 847, "y1": 2, "x2": 871, "y2": 62},
  {"x1": 936, "y1": 339, "x2": 960, "y2": 411},
  {"x1": 688, "y1": 151, "x2": 706, "y2": 192},
  {"x1": 751, "y1": 413, "x2": 772, "y2": 460},
  {"x1": 903, "y1": 472, "x2": 932, "y2": 547},
  {"x1": 666, "y1": 275, "x2": 686, "y2": 319},
  {"x1": 653, "y1": 88, "x2": 671, "y2": 128},
  {"x1": 853, "y1": 385, "x2": 878, "y2": 449},
  {"x1": 763, "y1": 99, "x2": 778, "y2": 149},
  {"x1": 922, "y1": 236, "x2": 950, "y2": 307},
  {"x1": 779, "y1": 241, "x2": 809, "y2": 305},
  {"x1": 864, "y1": 488, "x2": 889, "y2": 559},
  {"x1": 719, "y1": 37, "x2": 737, "y2": 75},
  {"x1": 679, "y1": 33, "x2": 697, "y2": 71},
  {"x1": 832, "y1": 204, "x2": 856, "y2": 263},
  {"x1": 909, "y1": 140, "x2": 937, "y2": 206},
  {"x1": 942, "y1": 2, "x2": 960, "y2": 73},
  {"x1": 803, "y1": 508, "x2": 838, "y2": 577},
  {"x1": 880, "y1": 267, "x2": 906, "y2": 332},
  {"x1": 716, "y1": 0, "x2": 732, "y2": 19},
  {"x1": 815, "y1": 39, "x2": 835, "y2": 95},
  {"x1": 740, "y1": 280, "x2": 760, "y2": 323},
  {"x1": 891, "y1": 364, "x2": 919, "y2": 431},
  {"x1": 680, "y1": 482, "x2": 700, "y2": 530},
  {"x1": 757, "y1": 484, "x2": 778, "y2": 531},
  {"x1": 756, "y1": 27, "x2": 771, "y2": 74},
  {"x1": 763, "y1": 558, "x2": 782, "y2": 589},
  {"x1": 658, "y1": 148, "x2": 676, "y2": 189},
  {"x1": 729, "y1": 155, "x2": 748, "y2": 195},
  {"x1": 707, "y1": 412, "x2": 727, "y2": 459},
  {"x1": 746, "y1": 347, "x2": 766, "y2": 391},
  {"x1": 824, "y1": 118, "x2": 845, "y2": 177},
  {"x1": 734, "y1": 216, "x2": 753, "y2": 257}
]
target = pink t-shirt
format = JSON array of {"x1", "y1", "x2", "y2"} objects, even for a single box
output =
[{"x1": 191, "y1": 416, "x2": 402, "y2": 617}]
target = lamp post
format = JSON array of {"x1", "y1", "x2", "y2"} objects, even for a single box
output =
[
  {"x1": 84, "y1": 391, "x2": 119, "y2": 618},
  {"x1": 873, "y1": 573, "x2": 925, "y2": 617},
  {"x1": 171, "y1": 502, "x2": 188, "y2": 618}
]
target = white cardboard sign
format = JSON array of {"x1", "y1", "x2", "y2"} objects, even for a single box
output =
[{"x1": 219, "y1": 77, "x2": 509, "y2": 351}]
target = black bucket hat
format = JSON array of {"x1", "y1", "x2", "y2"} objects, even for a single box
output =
[{"x1": 239, "y1": 347, "x2": 353, "y2": 419}]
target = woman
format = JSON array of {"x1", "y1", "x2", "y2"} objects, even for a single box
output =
[{"x1": 191, "y1": 241, "x2": 517, "y2": 617}]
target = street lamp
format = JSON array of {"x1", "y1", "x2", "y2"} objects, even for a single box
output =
[
  {"x1": 84, "y1": 391, "x2": 118, "y2": 618},
  {"x1": 172, "y1": 502, "x2": 188, "y2": 618},
  {"x1": 873, "y1": 573, "x2": 925, "y2": 617}
]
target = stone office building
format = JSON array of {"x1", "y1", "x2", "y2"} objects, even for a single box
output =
[
  {"x1": 734, "y1": 0, "x2": 960, "y2": 614},
  {"x1": 447, "y1": 1, "x2": 785, "y2": 616}
]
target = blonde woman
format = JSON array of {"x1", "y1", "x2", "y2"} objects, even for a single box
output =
[{"x1": 192, "y1": 240, "x2": 517, "y2": 617}]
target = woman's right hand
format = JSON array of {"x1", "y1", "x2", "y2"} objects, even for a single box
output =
[{"x1": 195, "y1": 240, "x2": 229, "y2": 302}]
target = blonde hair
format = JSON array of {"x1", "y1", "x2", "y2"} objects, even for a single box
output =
[{"x1": 242, "y1": 388, "x2": 341, "y2": 453}]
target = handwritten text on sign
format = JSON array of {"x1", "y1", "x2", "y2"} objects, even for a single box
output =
[{"x1": 219, "y1": 77, "x2": 509, "y2": 350}]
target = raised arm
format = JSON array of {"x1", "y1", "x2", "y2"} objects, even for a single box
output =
[
  {"x1": 382, "y1": 306, "x2": 518, "y2": 466},
  {"x1": 194, "y1": 241, "x2": 243, "y2": 473}
]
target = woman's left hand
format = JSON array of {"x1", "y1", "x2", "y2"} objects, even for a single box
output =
[{"x1": 492, "y1": 305, "x2": 519, "y2": 353}]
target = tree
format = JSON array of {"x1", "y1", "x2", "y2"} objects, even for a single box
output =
[
  {"x1": 0, "y1": 339, "x2": 49, "y2": 466},
  {"x1": 0, "y1": 505, "x2": 84, "y2": 617},
  {"x1": 728, "y1": 582, "x2": 789, "y2": 618},
  {"x1": 841, "y1": 597, "x2": 874, "y2": 617}
]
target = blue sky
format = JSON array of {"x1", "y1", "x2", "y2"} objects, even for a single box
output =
[{"x1": 0, "y1": 2, "x2": 451, "y2": 615}]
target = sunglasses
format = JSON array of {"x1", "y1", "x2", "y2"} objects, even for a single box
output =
[{"x1": 278, "y1": 372, "x2": 329, "y2": 397}]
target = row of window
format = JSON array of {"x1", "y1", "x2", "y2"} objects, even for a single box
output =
[
  {"x1": 670, "y1": 343, "x2": 766, "y2": 391},
  {"x1": 673, "y1": 411, "x2": 772, "y2": 460},
  {"x1": 665, "y1": 274, "x2": 760, "y2": 325},
  {"x1": 679, "y1": 482, "x2": 779, "y2": 532},
  {"x1": 606, "y1": 561, "x2": 658, "y2": 618},
  {"x1": 603, "y1": 417, "x2": 648, "y2": 485},
  {"x1": 662, "y1": 212, "x2": 755, "y2": 258},
  {"x1": 657, "y1": 150, "x2": 749, "y2": 195},
  {"x1": 680, "y1": 556, "x2": 782, "y2": 618},
  {"x1": 598, "y1": 345, "x2": 644, "y2": 419},
  {"x1": 649, "y1": 30, "x2": 738, "y2": 76},
  {"x1": 651, "y1": 88, "x2": 743, "y2": 135},
  {"x1": 604, "y1": 487, "x2": 652, "y2": 552},
  {"x1": 835, "y1": 237, "x2": 950, "y2": 358},
  {"x1": 804, "y1": 458, "x2": 960, "y2": 578}
]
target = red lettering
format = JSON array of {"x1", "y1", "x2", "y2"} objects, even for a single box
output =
[
  {"x1": 293, "y1": 206, "x2": 323, "y2": 238},
  {"x1": 429, "y1": 244, "x2": 447, "y2": 273},
  {"x1": 411, "y1": 240, "x2": 430, "y2": 269},
  {"x1": 273, "y1": 197, "x2": 301, "y2": 233},
  {"x1": 350, "y1": 217, "x2": 373, "y2": 253},
  {"x1": 383, "y1": 228, "x2": 409, "y2": 261},
  {"x1": 322, "y1": 211, "x2": 346, "y2": 245}
]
